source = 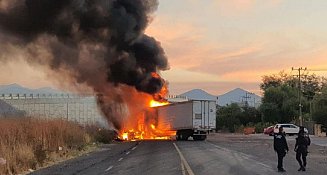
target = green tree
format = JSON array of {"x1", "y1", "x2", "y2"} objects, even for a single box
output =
[
  {"x1": 260, "y1": 71, "x2": 296, "y2": 91},
  {"x1": 260, "y1": 71, "x2": 323, "y2": 123},
  {"x1": 259, "y1": 85, "x2": 298, "y2": 123},
  {"x1": 217, "y1": 103, "x2": 241, "y2": 132},
  {"x1": 216, "y1": 104, "x2": 261, "y2": 132},
  {"x1": 302, "y1": 74, "x2": 322, "y2": 100},
  {"x1": 313, "y1": 86, "x2": 327, "y2": 128},
  {"x1": 239, "y1": 106, "x2": 261, "y2": 125}
]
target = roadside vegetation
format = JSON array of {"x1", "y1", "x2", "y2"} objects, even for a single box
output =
[
  {"x1": 217, "y1": 71, "x2": 327, "y2": 133},
  {"x1": 0, "y1": 117, "x2": 115, "y2": 175}
]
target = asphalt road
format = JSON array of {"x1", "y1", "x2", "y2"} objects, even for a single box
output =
[{"x1": 30, "y1": 134, "x2": 327, "y2": 175}]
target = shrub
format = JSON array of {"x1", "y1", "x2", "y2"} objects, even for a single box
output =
[{"x1": 0, "y1": 117, "x2": 102, "y2": 175}]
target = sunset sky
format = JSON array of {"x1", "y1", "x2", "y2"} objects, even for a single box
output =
[
  {"x1": 1, "y1": 0, "x2": 327, "y2": 95},
  {"x1": 147, "y1": 0, "x2": 327, "y2": 95}
]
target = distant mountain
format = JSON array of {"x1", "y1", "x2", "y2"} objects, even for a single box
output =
[
  {"x1": 180, "y1": 89, "x2": 218, "y2": 102},
  {"x1": 0, "y1": 84, "x2": 65, "y2": 95},
  {"x1": 35, "y1": 87, "x2": 64, "y2": 94},
  {"x1": 179, "y1": 88, "x2": 261, "y2": 107},
  {"x1": 217, "y1": 88, "x2": 261, "y2": 107}
]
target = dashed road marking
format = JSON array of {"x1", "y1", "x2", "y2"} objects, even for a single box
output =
[
  {"x1": 132, "y1": 146, "x2": 137, "y2": 150},
  {"x1": 105, "y1": 166, "x2": 113, "y2": 172},
  {"x1": 173, "y1": 143, "x2": 195, "y2": 175},
  {"x1": 126, "y1": 151, "x2": 130, "y2": 155},
  {"x1": 118, "y1": 158, "x2": 123, "y2": 162}
]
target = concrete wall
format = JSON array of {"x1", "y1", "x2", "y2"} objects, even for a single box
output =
[{"x1": 0, "y1": 94, "x2": 107, "y2": 127}]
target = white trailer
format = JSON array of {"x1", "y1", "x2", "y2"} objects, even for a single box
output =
[{"x1": 155, "y1": 100, "x2": 216, "y2": 141}]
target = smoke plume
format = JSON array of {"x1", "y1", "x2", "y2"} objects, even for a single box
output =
[{"x1": 0, "y1": 0, "x2": 169, "y2": 130}]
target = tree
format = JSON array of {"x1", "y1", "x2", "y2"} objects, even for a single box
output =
[
  {"x1": 260, "y1": 71, "x2": 324, "y2": 123},
  {"x1": 260, "y1": 71, "x2": 296, "y2": 91},
  {"x1": 313, "y1": 86, "x2": 327, "y2": 128},
  {"x1": 216, "y1": 103, "x2": 261, "y2": 132},
  {"x1": 239, "y1": 106, "x2": 261, "y2": 125},
  {"x1": 216, "y1": 103, "x2": 241, "y2": 132},
  {"x1": 302, "y1": 74, "x2": 322, "y2": 100},
  {"x1": 260, "y1": 85, "x2": 298, "y2": 123}
]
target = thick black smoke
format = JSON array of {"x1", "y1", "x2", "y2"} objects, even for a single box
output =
[{"x1": 0, "y1": 0, "x2": 169, "y2": 129}]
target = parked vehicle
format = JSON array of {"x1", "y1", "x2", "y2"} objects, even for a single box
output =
[
  {"x1": 154, "y1": 100, "x2": 216, "y2": 141},
  {"x1": 273, "y1": 124, "x2": 308, "y2": 135},
  {"x1": 264, "y1": 125, "x2": 275, "y2": 136}
]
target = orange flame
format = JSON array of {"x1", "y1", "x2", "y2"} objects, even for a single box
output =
[
  {"x1": 151, "y1": 72, "x2": 161, "y2": 79},
  {"x1": 118, "y1": 100, "x2": 174, "y2": 141},
  {"x1": 118, "y1": 72, "x2": 175, "y2": 141},
  {"x1": 122, "y1": 132, "x2": 128, "y2": 140},
  {"x1": 150, "y1": 100, "x2": 169, "y2": 107}
]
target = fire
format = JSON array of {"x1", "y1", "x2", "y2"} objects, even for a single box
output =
[
  {"x1": 122, "y1": 132, "x2": 128, "y2": 140},
  {"x1": 117, "y1": 72, "x2": 175, "y2": 141},
  {"x1": 150, "y1": 100, "x2": 169, "y2": 107},
  {"x1": 118, "y1": 99, "x2": 175, "y2": 141},
  {"x1": 151, "y1": 72, "x2": 161, "y2": 79}
]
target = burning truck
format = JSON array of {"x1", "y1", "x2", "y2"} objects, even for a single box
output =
[{"x1": 119, "y1": 99, "x2": 217, "y2": 141}]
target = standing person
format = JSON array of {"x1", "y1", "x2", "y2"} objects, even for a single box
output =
[
  {"x1": 294, "y1": 127, "x2": 311, "y2": 171},
  {"x1": 274, "y1": 126, "x2": 289, "y2": 172}
]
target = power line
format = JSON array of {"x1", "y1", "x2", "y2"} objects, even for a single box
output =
[{"x1": 306, "y1": 69, "x2": 327, "y2": 72}]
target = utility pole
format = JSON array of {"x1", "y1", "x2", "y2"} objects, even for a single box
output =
[
  {"x1": 242, "y1": 92, "x2": 253, "y2": 107},
  {"x1": 292, "y1": 67, "x2": 307, "y2": 126}
]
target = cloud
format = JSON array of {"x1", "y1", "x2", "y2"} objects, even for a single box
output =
[
  {"x1": 147, "y1": 14, "x2": 327, "y2": 90},
  {"x1": 147, "y1": 18, "x2": 266, "y2": 80},
  {"x1": 212, "y1": 0, "x2": 282, "y2": 17},
  {"x1": 146, "y1": 16, "x2": 206, "y2": 69},
  {"x1": 161, "y1": 68, "x2": 220, "y2": 83}
]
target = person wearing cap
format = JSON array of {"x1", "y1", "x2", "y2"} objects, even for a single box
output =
[
  {"x1": 294, "y1": 126, "x2": 311, "y2": 171},
  {"x1": 274, "y1": 126, "x2": 289, "y2": 172}
]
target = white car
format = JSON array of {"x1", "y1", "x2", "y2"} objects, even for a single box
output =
[{"x1": 273, "y1": 124, "x2": 308, "y2": 135}]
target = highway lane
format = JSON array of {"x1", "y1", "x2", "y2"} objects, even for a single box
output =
[
  {"x1": 31, "y1": 140, "x2": 275, "y2": 175},
  {"x1": 30, "y1": 142, "x2": 140, "y2": 175},
  {"x1": 30, "y1": 141, "x2": 183, "y2": 175},
  {"x1": 207, "y1": 134, "x2": 327, "y2": 175},
  {"x1": 176, "y1": 141, "x2": 276, "y2": 175},
  {"x1": 30, "y1": 134, "x2": 327, "y2": 175},
  {"x1": 104, "y1": 141, "x2": 182, "y2": 175}
]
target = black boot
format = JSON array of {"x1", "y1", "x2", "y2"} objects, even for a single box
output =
[{"x1": 278, "y1": 168, "x2": 286, "y2": 172}]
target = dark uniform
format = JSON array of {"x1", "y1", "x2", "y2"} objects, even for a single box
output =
[
  {"x1": 274, "y1": 130, "x2": 289, "y2": 172},
  {"x1": 295, "y1": 130, "x2": 310, "y2": 171}
]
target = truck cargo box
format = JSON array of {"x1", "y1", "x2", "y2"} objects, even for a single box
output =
[{"x1": 155, "y1": 100, "x2": 216, "y2": 140}]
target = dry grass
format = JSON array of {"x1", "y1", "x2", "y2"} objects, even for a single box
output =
[{"x1": 0, "y1": 117, "x2": 95, "y2": 175}]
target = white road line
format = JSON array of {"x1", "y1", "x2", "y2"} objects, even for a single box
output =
[
  {"x1": 181, "y1": 161, "x2": 186, "y2": 175},
  {"x1": 173, "y1": 143, "x2": 195, "y2": 175},
  {"x1": 104, "y1": 166, "x2": 113, "y2": 172},
  {"x1": 207, "y1": 142, "x2": 272, "y2": 169},
  {"x1": 126, "y1": 151, "x2": 130, "y2": 155},
  {"x1": 132, "y1": 146, "x2": 137, "y2": 150},
  {"x1": 257, "y1": 162, "x2": 271, "y2": 169},
  {"x1": 118, "y1": 157, "x2": 123, "y2": 162}
]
